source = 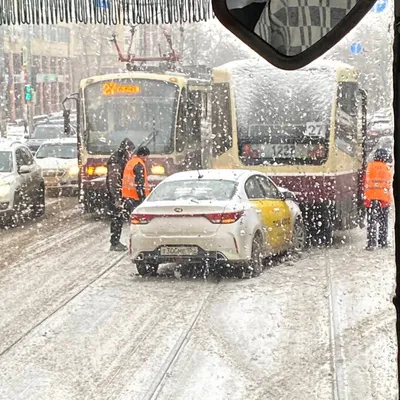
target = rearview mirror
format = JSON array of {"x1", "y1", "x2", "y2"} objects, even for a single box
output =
[
  {"x1": 18, "y1": 165, "x2": 31, "y2": 174},
  {"x1": 212, "y1": 0, "x2": 377, "y2": 70}
]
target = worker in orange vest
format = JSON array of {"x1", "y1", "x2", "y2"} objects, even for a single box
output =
[
  {"x1": 364, "y1": 148, "x2": 393, "y2": 250},
  {"x1": 122, "y1": 146, "x2": 151, "y2": 213}
]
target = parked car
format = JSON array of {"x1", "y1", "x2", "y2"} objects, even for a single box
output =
[
  {"x1": 26, "y1": 124, "x2": 75, "y2": 154},
  {"x1": 365, "y1": 119, "x2": 393, "y2": 154},
  {"x1": 129, "y1": 169, "x2": 305, "y2": 278},
  {"x1": 0, "y1": 139, "x2": 45, "y2": 226},
  {"x1": 35, "y1": 138, "x2": 79, "y2": 196}
]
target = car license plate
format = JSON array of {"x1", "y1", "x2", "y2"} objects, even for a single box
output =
[
  {"x1": 44, "y1": 178, "x2": 59, "y2": 186},
  {"x1": 160, "y1": 246, "x2": 198, "y2": 256}
]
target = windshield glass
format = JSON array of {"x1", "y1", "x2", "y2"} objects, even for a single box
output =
[
  {"x1": 0, "y1": 8, "x2": 396, "y2": 400},
  {"x1": 84, "y1": 78, "x2": 179, "y2": 155},
  {"x1": 33, "y1": 125, "x2": 63, "y2": 139},
  {"x1": 148, "y1": 180, "x2": 236, "y2": 202},
  {"x1": 35, "y1": 143, "x2": 77, "y2": 159},
  {"x1": 227, "y1": 60, "x2": 336, "y2": 165},
  {"x1": 0, "y1": 151, "x2": 13, "y2": 172}
]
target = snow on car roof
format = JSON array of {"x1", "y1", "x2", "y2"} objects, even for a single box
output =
[
  {"x1": 38, "y1": 137, "x2": 77, "y2": 145},
  {"x1": 163, "y1": 169, "x2": 254, "y2": 182},
  {"x1": 0, "y1": 139, "x2": 24, "y2": 150}
]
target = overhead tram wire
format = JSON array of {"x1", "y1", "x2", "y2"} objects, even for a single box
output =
[{"x1": 0, "y1": 0, "x2": 215, "y2": 26}]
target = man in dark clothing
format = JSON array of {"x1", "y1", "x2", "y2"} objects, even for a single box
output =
[
  {"x1": 106, "y1": 138, "x2": 135, "y2": 251},
  {"x1": 122, "y1": 146, "x2": 151, "y2": 213}
]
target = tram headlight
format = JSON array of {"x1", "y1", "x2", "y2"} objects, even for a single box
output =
[
  {"x1": 151, "y1": 165, "x2": 165, "y2": 175},
  {"x1": 94, "y1": 165, "x2": 108, "y2": 176},
  {"x1": 86, "y1": 165, "x2": 108, "y2": 177}
]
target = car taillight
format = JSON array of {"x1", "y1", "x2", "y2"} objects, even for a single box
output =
[
  {"x1": 204, "y1": 211, "x2": 244, "y2": 224},
  {"x1": 131, "y1": 214, "x2": 155, "y2": 224}
]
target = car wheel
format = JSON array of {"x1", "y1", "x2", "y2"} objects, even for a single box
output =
[
  {"x1": 291, "y1": 218, "x2": 306, "y2": 252},
  {"x1": 238, "y1": 233, "x2": 264, "y2": 279},
  {"x1": 32, "y1": 184, "x2": 45, "y2": 218},
  {"x1": 136, "y1": 262, "x2": 159, "y2": 276}
]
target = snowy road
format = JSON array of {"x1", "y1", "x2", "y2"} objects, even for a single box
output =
[{"x1": 0, "y1": 198, "x2": 396, "y2": 400}]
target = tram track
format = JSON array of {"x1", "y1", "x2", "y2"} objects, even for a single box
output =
[
  {"x1": 143, "y1": 280, "x2": 220, "y2": 400},
  {"x1": 0, "y1": 251, "x2": 127, "y2": 358},
  {"x1": 324, "y1": 245, "x2": 349, "y2": 400}
]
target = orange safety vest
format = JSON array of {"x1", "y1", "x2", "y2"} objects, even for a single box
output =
[
  {"x1": 364, "y1": 160, "x2": 393, "y2": 203},
  {"x1": 122, "y1": 156, "x2": 151, "y2": 200}
]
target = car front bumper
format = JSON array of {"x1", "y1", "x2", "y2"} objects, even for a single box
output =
[{"x1": 44, "y1": 177, "x2": 78, "y2": 190}]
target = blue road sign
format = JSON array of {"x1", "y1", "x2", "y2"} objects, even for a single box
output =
[
  {"x1": 372, "y1": 0, "x2": 387, "y2": 13},
  {"x1": 350, "y1": 42, "x2": 363, "y2": 55},
  {"x1": 96, "y1": 0, "x2": 109, "y2": 8}
]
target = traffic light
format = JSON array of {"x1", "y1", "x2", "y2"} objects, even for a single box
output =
[{"x1": 24, "y1": 85, "x2": 32, "y2": 102}]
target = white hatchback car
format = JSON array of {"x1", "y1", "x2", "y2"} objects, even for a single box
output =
[{"x1": 129, "y1": 169, "x2": 305, "y2": 277}]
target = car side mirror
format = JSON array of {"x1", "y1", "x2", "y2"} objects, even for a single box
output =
[
  {"x1": 18, "y1": 165, "x2": 31, "y2": 174},
  {"x1": 212, "y1": 0, "x2": 377, "y2": 70},
  {"x1": 280, "y1": 189, "x2": 296, "y2": 201}
]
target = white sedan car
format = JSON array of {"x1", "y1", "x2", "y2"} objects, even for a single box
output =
[
  {"x1": 129, "y1": 169, "x2": 305, "y2": 277},
  {"x1": 34, "y1": 138, "x2": 79, "y2": 196}
]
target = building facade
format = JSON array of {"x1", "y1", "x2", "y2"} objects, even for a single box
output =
[
  {"x1": 2, "y1": 23, "x2": 125, "y2": 122},
  {"x1": 3, "y1": 25, "x2": 73, "y2": 120}
]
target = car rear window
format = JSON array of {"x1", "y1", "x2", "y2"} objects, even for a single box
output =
[
  {"x1": 147, "y1": 179, "x2": 237, "y2": 202},
  {"x1": 33, "y1": 126, "x2": 63, "y2": 139},
  {"x1": 36, "y1": 143, "x2": 77, "y2": 159}
]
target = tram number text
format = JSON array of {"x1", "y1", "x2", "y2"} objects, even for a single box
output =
[{"x1": 271, "y1": 144, "x2": 294, "y2": 158}]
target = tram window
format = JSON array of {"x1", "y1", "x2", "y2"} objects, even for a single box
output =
[
  {"x1": 335, "y1": 81, "x2": 358, "y2": 155},
  {"x1": 212, "y1": 83, "x2": 232, "y2": 157},
  {"x1": 337, "y1": 82, "x2": 358, "y2": 117},
  {"x1": 188, "y1": 90, "x2": 202, "y2": 146},
  {"x1": 176, "y1": 89, "x2": 187, "y2": 153}
]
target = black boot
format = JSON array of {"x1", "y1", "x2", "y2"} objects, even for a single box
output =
[{"x1": 110, "y1": 242, "x2": 128, "y2": 252}]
